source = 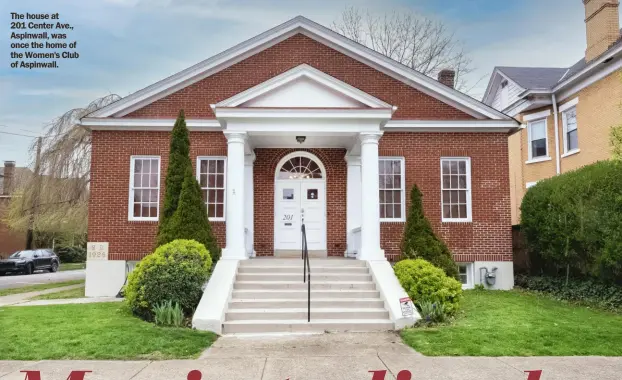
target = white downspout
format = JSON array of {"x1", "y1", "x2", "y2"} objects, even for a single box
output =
[{"x1": 552, "y1": 94, "x2": 561, "y2": 175}]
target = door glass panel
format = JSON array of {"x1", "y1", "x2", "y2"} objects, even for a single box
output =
[
  {"x1": 307, "y1": 189, "x2": 318, "y2": 200},
  {"x1": 283, "y1": 189, "x2": 294, "y2": 200}
]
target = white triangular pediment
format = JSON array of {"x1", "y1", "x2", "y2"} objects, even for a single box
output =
[{"x1": 216, "y1": 64, "x2": 391, "y2": 109}]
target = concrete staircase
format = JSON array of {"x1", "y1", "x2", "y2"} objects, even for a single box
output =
[{"x1": 222, "y1": 258, "x2": 394, "y2": 334}]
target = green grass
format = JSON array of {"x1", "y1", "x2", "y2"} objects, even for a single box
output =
[
  {"x1": 0, "y1": 302, "x2": 217, "y2": 360},
  {"x1": 30, "y1": 286, "x2": 85, "y2": 300},
  {"x1": 401, "y1": 290, "x2": 622, "y2": 356},
  {"x1": 59, "y1": 262, "x2": 86, "y2": 271},
  {"x1": 0, "y1": 280, "x2": 85, "y2": 297}
]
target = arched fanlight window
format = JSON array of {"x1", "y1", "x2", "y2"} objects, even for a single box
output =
[{"x1": 277, "y1": 155, "x2": 323, "y2": 179}]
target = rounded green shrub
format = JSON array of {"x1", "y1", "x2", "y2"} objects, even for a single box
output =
[
  {"x1": 125, "y1": 239, "x2": 212, "y2": 320},
  {"x1": 394, "y1": 258, "x2": 463, "y2": 316}
]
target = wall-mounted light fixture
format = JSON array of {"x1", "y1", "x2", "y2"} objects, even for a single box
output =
[{"x1": 296, "y1": 136, "x2": 306, "y2": 144}]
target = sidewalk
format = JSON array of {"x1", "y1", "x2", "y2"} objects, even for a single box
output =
[
  {"x1": 1, "y1": 332, "x2": 621, "y2": 379},
  {"x1": 0, "y1": 284, "x2": 84, "y2": 307}
]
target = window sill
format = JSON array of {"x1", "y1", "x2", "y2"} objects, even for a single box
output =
[
  {"x1": 561, "y1": 149, "x2": 580, "y2": 158},
  {"x1": 380, "y1": 218, "x2": 405, "y2": 223},
  {"x1": 442, "y1": 218, "x2": 472, "y2": 224},
  {"x1": 128, "y1": 218, "x2": 158, "y2": 223},
  {"x1": 525, "y1": 156, "x2": 552, "y2": 164},
  {"x1": 209, "y1": 218, "x2": 226, "y2": 223}
]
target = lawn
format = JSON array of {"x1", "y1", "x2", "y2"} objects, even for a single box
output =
[
  {"x1": 401, "y1": 290, "x2": 622, "y2": 356},
  {"x1": 30, "y1": 286, "x2": 85, "y2": 300},
  {"x1": 0, "y1": 280, "x2": 84, "y2": 297},
  {"x1": 0, "y1": 302, "x2": 217, "y2": 360},
  {"x1": 59, "y1": 262, "x2": 86, "y2": 271}
]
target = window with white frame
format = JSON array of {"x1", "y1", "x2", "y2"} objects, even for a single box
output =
[
  {"x1": 458, "y1": 263, "x2": 473, "y2": 288},
  {"x1": 129, "y1": 156, "x2": 160, "y2": 220},
  {"x1": 197, "y1": 157, "x2": 226, "y2": 220},
  {"x1": 379, "y1": 157, "x2": 405, "y2": 221},
  {"x1": 528, "y1": 119, "x2": 548, "y2": 159},
  {"x1": 441, "y1": 158, "x2": 471, "y2": 221},
  {"x1": 563, "y1": 106, "x2": 578, "y2": 153}
]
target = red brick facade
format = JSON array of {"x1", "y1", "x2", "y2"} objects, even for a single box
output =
[{"x1": 87, "y1": 33, "x2": 512, "y2": 263}]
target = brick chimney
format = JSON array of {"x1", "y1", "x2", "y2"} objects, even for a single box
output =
[
  {"x1": 584, "y1": 0, "x2": 620, "y2": 62},
  {"x1": 438, "y1": 69, "x2": 456, "y2": 88},
  {"x1": 3, "y1": 161, "x2": 15, "y2": 195}
]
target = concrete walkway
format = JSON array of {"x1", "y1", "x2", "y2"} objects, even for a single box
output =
[
  {"x1": 0, "y1": 284, "x2": 84, "y2": 307},
  {"x1": 1, "y1": 332, "x2": 621, "y2": 379}
]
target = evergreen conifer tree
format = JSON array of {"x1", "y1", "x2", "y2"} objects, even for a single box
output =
[{"x1": 401, "y1": 184, "x2": 459, "y2": 279}]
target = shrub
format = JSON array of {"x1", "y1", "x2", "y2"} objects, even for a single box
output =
[
  {"x1": 521, "y1": 160, "x2": 622, "y2": 283},
  {"x1": 165, "y1": 167, "x2": 221, "y2": 263},
  {"x1": 156, "y1": 110, "x2": 192, "y2": 247},
  {"x1": 394, "y1": 258, "x2": 463, "y2": 316},
  {"x1": 401, "y1": 184, "x2": 459, "y2": 279},
  {"x1": 54, "y1": 245, "x2": 86, "y2": 263},
  {"x1": 515, "y1": 275, "x2": 622, "y2": 312},
  {"x1": 153, "y1": 300, "x2": 184, "y2": 327},
  {"x1": 125, "y1": 239, "x2": 212, "y2": 320}
]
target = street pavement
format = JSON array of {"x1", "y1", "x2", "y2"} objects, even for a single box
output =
[
  {"x1": 0, "y1": 270, "x2": 85, "y2": 290},
  {"x1": 0, "y1": 332, "x2": 620, "y2": 379}
]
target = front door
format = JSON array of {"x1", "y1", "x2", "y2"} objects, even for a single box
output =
[{"x1": 275, "y1": 180, "x2": 326, "y2": 251}]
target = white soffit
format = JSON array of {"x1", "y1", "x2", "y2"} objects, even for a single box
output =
[
  {"x1": 86, "y1": 16, "x2": 510, "y2": 121},
  {"x1": 216, "y1": 64, "x2": 388, "y2": 108}
]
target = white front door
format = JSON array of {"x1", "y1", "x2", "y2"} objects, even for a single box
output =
[{"x1": 275, "y1": 180, "x2": 326, "y2": 251}]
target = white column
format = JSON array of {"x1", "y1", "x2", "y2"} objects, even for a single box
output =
[
  {"x1": 358, "y1": 132, "x2": 385, "y2": 261},
  {"x1": 244, "y1": 152, "x2": 256, "y2": 257},
  {"x1": 222, "y1": 132, "x2": 247, "y2": 260},
  {"x1": 345, "y1": 154, "x2": 362, "y2": 257}
]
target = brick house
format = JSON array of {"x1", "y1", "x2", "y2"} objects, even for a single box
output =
[
  {"x1": 0, "y1": 161, "x2": 29, "y2": 256},
  {"x1": 81, "y1": 16, "x2": 518, "y2": 333},
  {"x1": 483, "y1": 0, "x2": 622, "y2": 225}
]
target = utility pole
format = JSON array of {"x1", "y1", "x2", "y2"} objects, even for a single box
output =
[{"x1": 26, "y1": 136, "x2": 42, "y2": 250}]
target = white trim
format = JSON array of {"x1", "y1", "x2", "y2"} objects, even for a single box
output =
[
  {"x1": 559, "y1": 97, "x2": 579, "y2": 113},
  {"x1": 86, "y1": 16, "x2": 509, "y2": 120},
  {"x1": 440, "y1": 157, "x2": 472, "y2": 223},
  {"x1": 212, "y1": 107, "x2": 394, "y2": 120},
  {"x1": 526, "y1": 181, "x2": 538, "y2": 189},
  {"x1": 196, "y1": 156, "x2": 228, "y2": 222},
  {"x1": 458, "y1": 263, "x2": 474, "y2": 290},
  {"x1": 525, "y1": 156, "x2": 552, "y2": 164},
  {"x1": 384, "y1": 119, "x2": 519, "y2": 133},
  {"x1": 128, "y1": 155, "x2": 161, "y2": 222},
  {"x1": 523, "y1": 109, "x2": 551, "y2": 122},
  {"x1": 216, "y1": 64, "x2": 392, "y2": 109},
  {"x1": 561, "y1": 149, "x2": 581, "y2": 158},
  {"x1": 81, "y1": 118, "x2": 222, "y2": 131},
  {"x1": 379, "y1": 157, "x2": 406, "y2": 223},
  {"x1": 482, "y1": 69, "x2": 525, "y2": 106},
  {"x1": 274, "y1": 151, "x2": 327, "y2": 179},
  {"x1": 527, "y1": 118, "x2": 549, "y2": 161}
]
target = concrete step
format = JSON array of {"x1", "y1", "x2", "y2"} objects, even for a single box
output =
[
  {"x1": 233, "y1": 281, "x2": 375, "y2": 290},
  {"x1": 228, "y1": 298, "x2": 385, "y2": 309},
  {"x1": 238, "y1": 266, "x2": 369, "y2": 274},
  {"x1": 225, "y1": 308, "x2": 390, "y2": 321},
  {"x1": 236, "y1": 273, "x2": 372, "y2": 282},
  {"x1": 222, "y1": 319, "x2": 394, "y2": 334},
  {"x1": 240, "y1": 259, "x2": 366, "y2": 267},
  {"x1": 231, "y1": 289, "x2": 381, "y2": 299}
]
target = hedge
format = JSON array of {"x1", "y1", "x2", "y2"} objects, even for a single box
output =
[
  {"x1": 515, "y1": 275, "x2": 622, "y2": 312},
  {"x1": 520, "y1": 160, "x2": 622, "y2": 283}
]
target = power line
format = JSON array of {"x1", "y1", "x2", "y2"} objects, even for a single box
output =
[{"x1": 0, "y1": 130, "x2": 40, "y2": 138}]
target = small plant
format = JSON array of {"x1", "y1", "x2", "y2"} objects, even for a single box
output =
[
  {"x1": 417, "y1": 300, "x2": 449, "y2": 324},
  {"x1": 153, "y1": 300, "x2": 184, "y2": 327},
  {"x1": 474, "y1": 284, "x2": 486, "y2": 291}
]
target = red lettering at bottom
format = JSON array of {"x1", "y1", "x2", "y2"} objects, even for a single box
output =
[
  {"x1": 525, "y1": 370, "x2": 543, "y2": 380},
  {"x1": 21, "y1": 371, "x2": 92, "y2": 380}
]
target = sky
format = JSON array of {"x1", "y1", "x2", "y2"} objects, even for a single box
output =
[{"x1": 0, "y1": 0, "x2": 617, "y2": 167}]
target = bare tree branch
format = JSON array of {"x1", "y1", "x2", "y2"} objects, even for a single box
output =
[{"x1": 332, "y1": 7, "x2": 474, "y2": 92}]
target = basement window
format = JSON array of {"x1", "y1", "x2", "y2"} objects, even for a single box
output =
[{"x1": 458, "y1": 263, "x2": 474, "y2": 289}]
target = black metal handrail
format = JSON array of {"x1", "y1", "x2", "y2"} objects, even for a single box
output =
[{"x1": 301, "y1": 223, "x2": 310, "y2": 322}]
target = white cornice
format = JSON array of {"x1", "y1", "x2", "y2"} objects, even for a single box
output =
[
  {"x1": 85, "y1": 16, "x2": 510, "y2": 121},
  {"x1": 523, "y1": 109, "x2": 551, "y2": 122},
  {"x1": 384, "y1": 119, "x2": 519, "y2": 133},
  {"x1": 212, "y1": 107, "x2": 394, "y2": 120},
  {"x1": 81, "y1": 118, "x2": 222, "y2": 131}
]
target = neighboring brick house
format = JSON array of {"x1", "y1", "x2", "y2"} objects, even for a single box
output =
[
  {"x1": 81, "y1": 16, "x2": 518, "y2": 331},
  {"x1": 0, "y1": 161, "x2": 29, "y2": 256},
  {"x1": 483, "y1": 0, "x2": 622, "y2": 225}
]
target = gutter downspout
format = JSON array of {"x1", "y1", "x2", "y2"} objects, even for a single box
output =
[{"x1": 552, "y1": 94, "x2": 561, "y2": 175}]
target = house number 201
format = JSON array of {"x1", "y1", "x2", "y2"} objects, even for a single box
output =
[{"x1": 283, "y1": 214, "x2": 294, "y2": 221}]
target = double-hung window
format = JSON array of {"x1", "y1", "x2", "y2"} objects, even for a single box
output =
[
  {"x1": 197, "y1": 157, "x2": 226, "y2": 221},
  {"x1": 441, "y1": 157, "x2": 471, "y2": 222},
  {"x1": 563, "y1": 106, "x2": 579, "y2": 153},
  {"x1": 129, "y1": 156, "x2": 160, "y2": 221},
  {"x1": 528, "y1": 119, "x2": 548, "y2": 159},
  {"x1": 379, "y1": 157, "x2": 405, "y2": 221}
]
